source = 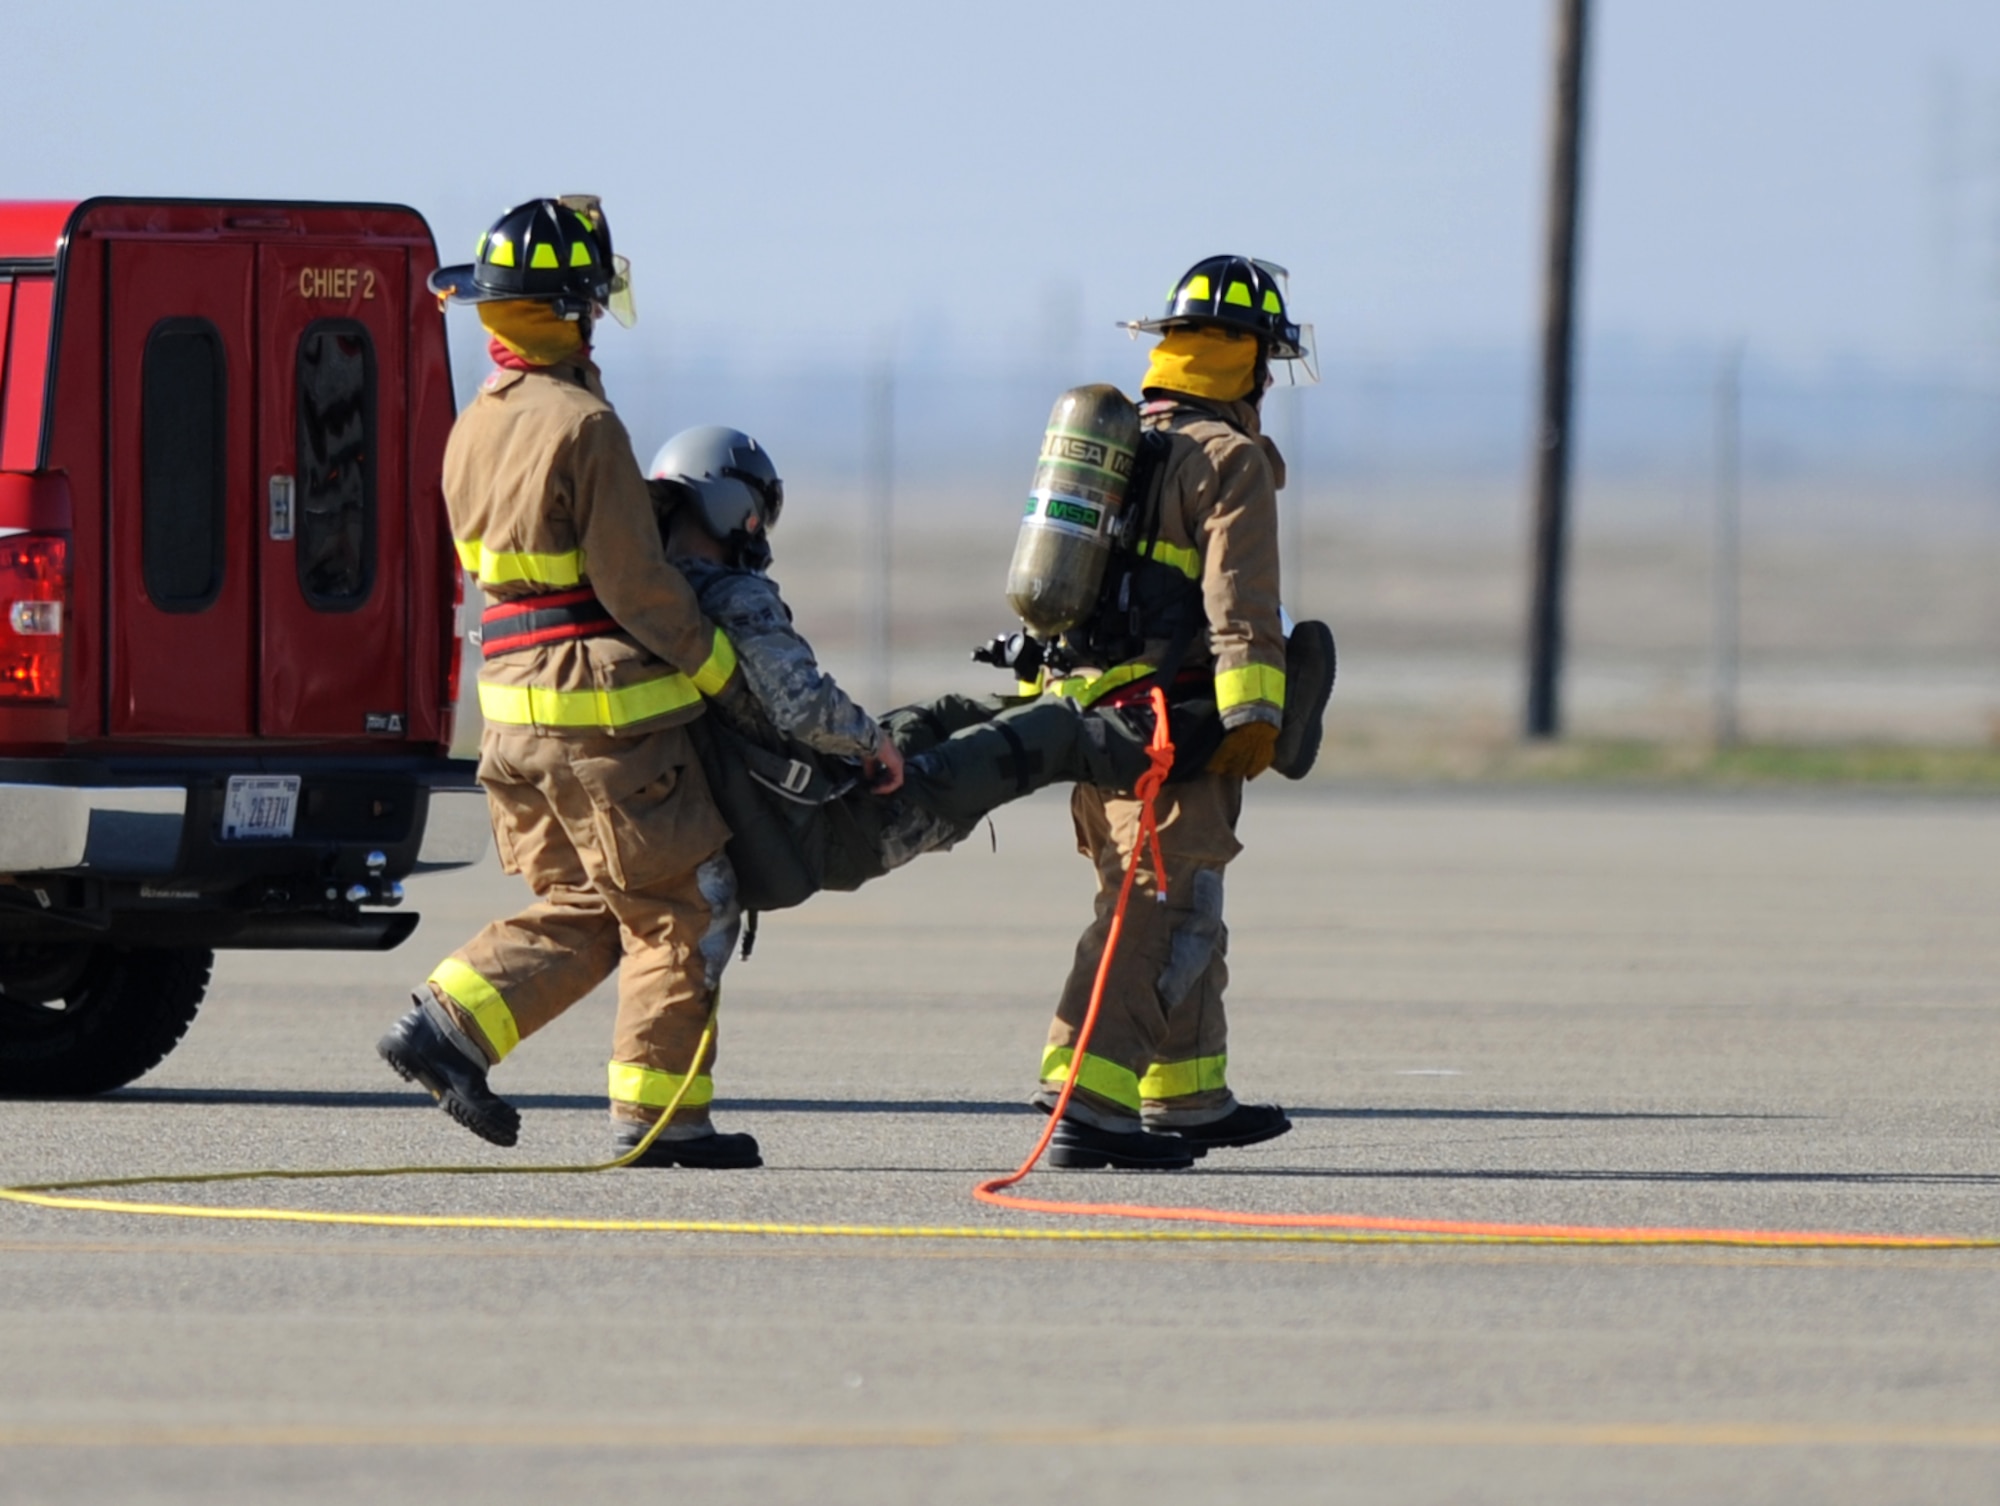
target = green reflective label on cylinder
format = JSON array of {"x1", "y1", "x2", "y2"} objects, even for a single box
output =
[{"x1": 1027, "y1": 491, "x2": 1105, "y2": 540}]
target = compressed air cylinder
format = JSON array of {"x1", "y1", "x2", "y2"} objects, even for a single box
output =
[{"x1": 1005, "y1": 384, "x2": 1142, "y2": 638}]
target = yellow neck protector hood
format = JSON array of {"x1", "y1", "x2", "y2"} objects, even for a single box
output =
[
  {"x1": 478, "y1": 299, "x2": 586, "y2": 366},
  {"x1": 1142, "y1": 326, "x2": 1260, "y2": 402}
]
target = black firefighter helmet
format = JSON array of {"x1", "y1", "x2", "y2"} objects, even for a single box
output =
[
  {"x1": 428, "y1": 197, "x2": 633, "y2": 323},
  {"x1": 1123, "y1": 254, "x2": 1308, "y2": 362}
]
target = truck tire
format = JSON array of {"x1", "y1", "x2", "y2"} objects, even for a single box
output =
[{"x1": 0, "y1": 945, "x2": 213, "y2": 1096}]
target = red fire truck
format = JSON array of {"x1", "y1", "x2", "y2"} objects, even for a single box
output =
[{"x1": 0, "y1": 197, "x2": 483, "y2": 1096}]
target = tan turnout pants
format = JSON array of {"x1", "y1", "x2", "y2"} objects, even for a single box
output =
[
  {"x1": 1040, "y1": 774, "x2": 1243, "y2": 1127},
  {"x1": 426, "y1": 724, "x2": 739, "y2": 1126}
]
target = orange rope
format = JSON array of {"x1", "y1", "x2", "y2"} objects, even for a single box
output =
[
  {"x1": 975, "y1": 686, "x2": 1178, "y2": 1201},
  {"x1": 971, "y1": 688, "x2": 1989, "y2": 1252}
]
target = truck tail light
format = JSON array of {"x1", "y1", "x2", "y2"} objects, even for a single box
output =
[{"x1": 0, "y1": 533, "x2": 67, "y2": 701}]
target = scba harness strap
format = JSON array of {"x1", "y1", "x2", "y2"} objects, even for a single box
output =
[{"x1": 479, "y1": 586, "x2": 618, "y2": 659}]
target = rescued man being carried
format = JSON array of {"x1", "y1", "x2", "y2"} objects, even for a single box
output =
[{"x1": 478, "y1": 410, "x2": 1332, "y2": 915}]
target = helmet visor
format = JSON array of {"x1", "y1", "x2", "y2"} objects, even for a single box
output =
[
  {"x1": 606, "y1": 254, "x2": 638, "y2": 328},
  {"x1": 722, "y1": 467, "x2": 784, "y2": 531},
  {"x1": 1272, "y1": 323, "x2": 1319, "y2": 385}
]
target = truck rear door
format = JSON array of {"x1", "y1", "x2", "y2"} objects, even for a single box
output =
[
  {"x1": 106, "y1": 243, "x2": 258, "y2": 737},
  {"x1": 256, "y1": 244, "x2": 409, "y2": 739}
]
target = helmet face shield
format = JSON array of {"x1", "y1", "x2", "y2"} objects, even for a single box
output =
[
  {"x1": 557, "y1": 194, "x2": 637, "y2": 328},
  {"x1": 1273, "y1": 323, "x2": 1319, "y2": 386},
  {"x1": 605, "y1": 254, "x2": 637, "y2": 329}
]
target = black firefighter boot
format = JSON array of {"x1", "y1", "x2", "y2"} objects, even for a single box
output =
[
  {"x1": 377, "y1": 994, "x2": 521, "y2": 1147},
  {"x1": 1151, "y1": 1102, "x2": 1293, "y2": 1152},
  {"x1": 1047, "y1": 1117, "x2": 1197, "y2": 1171},
  {"x1": 613, "y1": 1120, "x2": 763, "y2": 1170},
  {"x1": 1272, "y1": 621, "x2": 1336, "y2": 780}
]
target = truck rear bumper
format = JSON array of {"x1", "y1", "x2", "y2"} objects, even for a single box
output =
[
  {"x1": 0, "y1": 756, "x2": 485, "y2": 952},
  {"x1": 0, "y1": 757, "x2": 486, "y2": 878},
  {"x1": 0, "y1": 782, "x2": 184, "y2": 873}
]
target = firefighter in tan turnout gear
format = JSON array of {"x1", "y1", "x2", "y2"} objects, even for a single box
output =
[
  {"x1": 377, "y1": 197, "x2": 761, "y2": 1169},
  {"x1": 1031, "y1": 255, "x2": 1333, "y2": 1170}
]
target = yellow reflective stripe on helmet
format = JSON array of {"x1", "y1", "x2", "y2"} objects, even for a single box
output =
[
  {"x1": 1138, "y1": 1054, "x2": 1229, "y2": 1101},
  {"x1": 690, "y1": 627, "x2": 737, "y2": 697},
  {"x1": 530, "y1": 242, "x2": 560, "y2": 270},
  {"x1": 1262, "y1": 289, "x2": 1283, "y2": 313},
  {"x1": 454, "y1": 539, "x2": 588, "y2": 588},
  {"x1": 607, "y1": 1061, "x2": 716, "y2": 1111},
  {"x1": 1140, "y1": 538, "x2": 1201, "y2": 580},
  {"x1": 477, "y1": 674, "x2": 703, "y2": 730},
  {"x1": 569, "y1": 241, "x2": 594, "y2": 267},
  {"x1": 1224, "y1": 281, "x2": 1254, "y2": 307},
  {"x1": 1039, "y1": 1045, "x2": 1142, "y2": 1113},
  {"x1": 487, "y1": 237, "x2": 516, "y2": 268},
  {"x1": 1215, "y1": 662, "x2": 1286, "y2": 713},
  {"x1": 1182, "y1": 274, "x2": 1211, "y2": 301},
  {"x1": 428, "y1": 958, "x2": 521, "y2": 1061},
  {"x1": 1047, "y1": 662, "x2": 1156, "y2": 709}
]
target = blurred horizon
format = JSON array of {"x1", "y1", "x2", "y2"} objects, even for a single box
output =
[{"x1": 10, "y1": 0, "x2": 1999, "y2": 746}]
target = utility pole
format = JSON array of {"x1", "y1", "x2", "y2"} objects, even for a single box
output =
[
  {"x1": 1524, "y1": 0, "x2": 1592, "y2": 739},
  {"x1": 864, "y1": 357, "x2": 895, "y2": 711},
  {"x1": 1711, "y1": 346, "x2": 1743, "y2": 748}
]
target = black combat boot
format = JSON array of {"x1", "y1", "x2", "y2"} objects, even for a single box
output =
[
  {"x1": 377, "y1": 999, "x2": 520, "y2": 1147},
  {"x1": 1154, "y1": 1102, "x2": 1292, "y2": 1151},
  {"x1": 613, "y1": 1121, "x2": 763, "y2": 1169},
  {"x1": 1048, "y1": 1117, "x2": 1197, "y2": 1171},
  {"x1": 1273, "y1": 621, "x2": 1336, "y2": 779}
]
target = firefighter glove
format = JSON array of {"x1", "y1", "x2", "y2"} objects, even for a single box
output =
[{"x1": 1206, "y1": 721, "x2": 1279, "y2": 779}]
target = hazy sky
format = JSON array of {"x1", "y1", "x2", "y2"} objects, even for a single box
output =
[{"x1": 8, "y1": 0, "x2": 1999, "y2": 368}]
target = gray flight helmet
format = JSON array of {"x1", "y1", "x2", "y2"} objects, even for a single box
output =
[{"x1": 648, "y1": 426, "x2": 785, "y2": 566}]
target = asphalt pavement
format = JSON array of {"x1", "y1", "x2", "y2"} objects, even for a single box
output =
[{"x1": 3, "y1": 783, "x2": 1998, "y2": 1504}]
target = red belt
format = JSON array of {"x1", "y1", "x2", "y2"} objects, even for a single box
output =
[
  {"x1": 480, "y1": 586, "x2": 618, "y2": 660},
  {"x1": 1098, "y1": 667, "x2": 1211, "y2": 710}
]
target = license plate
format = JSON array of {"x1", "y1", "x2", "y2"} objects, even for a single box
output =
[{"x1": 221, "y1": 775, "x2": 301, "y2": 841}]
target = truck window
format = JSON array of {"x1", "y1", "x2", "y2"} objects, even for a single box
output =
[
  {"x1": 295, "y1": 322, "x2": 376, "y2": 610},
  {"x1": 141, "y1": 319, "x2": 227, "y2": 612}
]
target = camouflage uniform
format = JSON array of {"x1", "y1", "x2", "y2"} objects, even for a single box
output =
[{"x1": 673, "y1": 556, "x2": 1145, "y2": 895}]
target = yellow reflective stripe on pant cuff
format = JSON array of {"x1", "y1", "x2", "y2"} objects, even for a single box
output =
[
  {"x1": 1215, "y1": 662, "x2": 1286, "y2": 713},
  {"x1": 427, "y1": 959, "x2": 521, "y2": 1061},
  {"x1": 1038, "y1": 1045, "x2": 1142, "y2": 1113},
  {"x1": 690, "y1": 627, "x2": 737, "y2": 697},
  {"x1": 477, "y1": 674, "x2": 702, "y2": 729},
  {"x1": 453, "y1": 539, "x2": 587, "y2": 588},
  {"x1": 1047, "y1": 663, "x2": 1156, "y2": 710},
  {"x1": 607, "y1": 1062, "x2": 716, "y2": 1110},
  {"x1": 1138, "y1": 1054, "x2": 1229, "y2": 1101}
]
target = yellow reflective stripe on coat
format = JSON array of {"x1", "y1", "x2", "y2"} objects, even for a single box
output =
[
  {"x1": 477, "y1": 674, "x2": 702, "y2": 730},
  {"x1": 454, "y1": 538, "x2": 588, "y2": 588},
  {"x1": 1039, "y1": 1045, "x2": 1142, "y2": 1113},
  {"x1": 1215, "y1": 662, "x2": 1286, "y2": 713},
  {"x1": 607, "y1": 1062, "x2": 716, "y2": 1110},
  {"x1": 1139, "y1": 538, "x2": 1200, "y2": 580},
  {"x1": 690, "y1": 627, "x2": 737, "y2": 696},
  {"x1": 1047, "y1": 662, "x2": 1157, "y2": 709},
  {"x1": 1138, "y1": 1054, "x2": 1230, "y2": 1101},
  {"x1": 427, "y1": 958, "x2": 521, "y2": 1061}
]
